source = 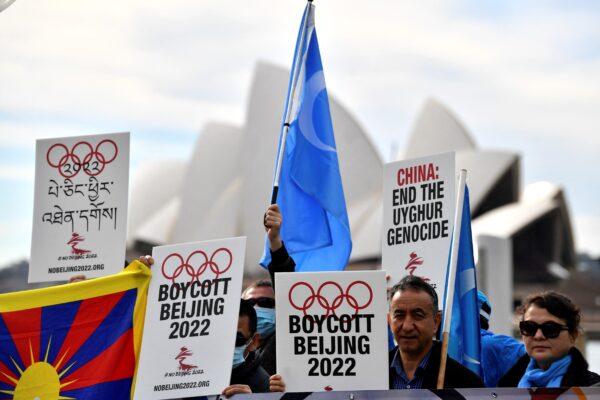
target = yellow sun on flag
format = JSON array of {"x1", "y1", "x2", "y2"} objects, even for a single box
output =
[{"x1": 0, "y1": 339, "x2": 76, "y2": 400}]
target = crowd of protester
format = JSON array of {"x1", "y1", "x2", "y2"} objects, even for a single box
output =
[{"x1": 68, "y1": 203, "x2": 600, "y2": 396}]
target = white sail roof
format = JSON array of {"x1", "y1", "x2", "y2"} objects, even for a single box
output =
[
  {"x1": 171, "y1": 122, "x2": 244, "y2": 244},
  {"x1": 127, "y1": 67, "x2": 575, "y2": 275},
  {"x1": 403, "y1": 98, "x2": 476, "y2": 158},
  {"x1": 127, "y1": 160, "x2": 186, "y2": 245}
]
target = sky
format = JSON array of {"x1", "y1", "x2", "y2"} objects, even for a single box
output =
[{"x1": 0, "y1": 0, "x2": 599, "y2": 266}]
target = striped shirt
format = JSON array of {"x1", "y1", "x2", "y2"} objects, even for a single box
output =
[{"x1": 390, "y1": 349, "x2": 432, "y2": 389}]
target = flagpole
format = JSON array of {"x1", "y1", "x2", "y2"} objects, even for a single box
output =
[
  {"x1": 437, "y1": 168, "x2": 468, "y2": 389},
  {"x1": 271, "y1": 0, "x2": 313, "y2": 205}
]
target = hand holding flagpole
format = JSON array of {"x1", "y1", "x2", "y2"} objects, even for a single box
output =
[{"x1": 260, "y1": 0, "x2": 352, "y2": 271}]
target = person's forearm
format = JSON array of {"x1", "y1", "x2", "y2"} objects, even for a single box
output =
[
  {"x1": 269, "y1": 236, "x2": 283, "y2": 252},
  {"x1": 268, "y1": 243, "x2": 296, "y2": 290}
]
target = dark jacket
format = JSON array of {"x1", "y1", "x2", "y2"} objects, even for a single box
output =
[
  {"x1": 498, "y1": 346, "x2": 600, "y2": 387},
  {"x1": 389, "y1": 341, "x2": 484, "y2": 389},
  {"x1": 255, "y1": 243, "x2": 295, "y2": 376},
  {"x1": 256, "y1": 332, "x2": 276, "y2": 376},
  {"x1": 267, "y1": 243, "x2": 296, "y2": 288},
  {"x1": 230, "y1": 351, "x2": 270, "y2": 393}
]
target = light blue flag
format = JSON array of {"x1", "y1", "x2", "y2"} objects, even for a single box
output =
[
  {"x1": 260, "y1": 3, "x2": 352, "y2": 271},
  {"x1": 443, "y1": 185, "x2": 482, "y2": 376}
]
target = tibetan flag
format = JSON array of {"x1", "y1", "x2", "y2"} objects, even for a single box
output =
[
  {"x1": 0, "y1": 261, "x2": 150, "y2": 400},
  {"x1": 260, "y1": 2, "x2": 352, "y2": 271}
]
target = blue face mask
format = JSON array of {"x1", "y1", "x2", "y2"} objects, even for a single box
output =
[
  {"x1": 255, "y1": 307, "x2": 276, "y2": 337},
  {"x1": 232, "y1": 344, "x2": 247, "y2": 368}
]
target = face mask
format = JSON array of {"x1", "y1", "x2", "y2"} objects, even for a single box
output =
[
  {"x1": 255, "y1": 307, "x2": 276, "y2": 337},
  {"x1": 232, "y1": 344, "x2": 247, "y2": 368}
]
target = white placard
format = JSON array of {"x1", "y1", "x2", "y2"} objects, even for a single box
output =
[
  {"x1": 134, "y1": 237, "x2": 246, "y2": 400},
  {"x1": 276, "y1": 271, "x2": 388, "y2": 392},
  {"x1": 29, "y1": 132, "x2": 129, "y2": 282},
  {"x1": 382, "y1": 152, "x2": 455, "y2": 299}
]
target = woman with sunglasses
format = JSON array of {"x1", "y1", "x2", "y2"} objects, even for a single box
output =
[{"x1": 499, "y1": 291, "x2": 600, "y2": 387}]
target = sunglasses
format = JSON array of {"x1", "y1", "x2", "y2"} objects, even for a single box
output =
[
  {"x1": 246, "y1": 297, "x2": 275, "y2": 309},
  {"x1": 235, "y1": 332, "x2": 252, "y2": 347},
  {"x1": 519, "y1": 320, "x2": 569, "y2": 339}
]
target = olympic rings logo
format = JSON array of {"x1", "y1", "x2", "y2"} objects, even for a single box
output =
[
  {"x1": 161, "y1": 248, "x2": 233, "y2": 284},
  {"x1": 288, "y1": 281, "x2": 373, "y2": 316},
  {"x1": 46, "y1": 140, "x2": 118, "y2": 178}
]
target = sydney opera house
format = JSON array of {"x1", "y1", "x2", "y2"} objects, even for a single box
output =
[{"x1": 124, "y1": 62, "x2": 581, "y2": 336}]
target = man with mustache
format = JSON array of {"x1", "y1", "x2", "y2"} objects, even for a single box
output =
[{"x1": 388, "y1": 275, "x2": 483, "y2": 389}]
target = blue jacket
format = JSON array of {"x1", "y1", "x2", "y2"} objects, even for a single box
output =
[{"x1": 480, "y1": 329, "x2": 526, "y2": 387}]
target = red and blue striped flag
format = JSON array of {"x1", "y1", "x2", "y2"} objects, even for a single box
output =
[{"x1": 0, "y1": 261, "x2": 150, "y2": 399}]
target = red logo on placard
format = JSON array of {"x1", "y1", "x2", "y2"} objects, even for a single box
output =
[
  {"x1": 288, "y1": 281, "x2": 373, "y2": 316},
  {"x1": 405, "y1": 252, "x2": 423, "y2": 275},
  {"x1": 46, "y1": 139, "x2": 118, "y2": 178},
  {"x1": 175, "y1": 347, "x2": 198, "y2": 371},
  {"x1": 405, "y1": 252, "x2": 431, "y2": 283},
  {"x1": 67, "y1": 232, "x2": 91, "y2": 255},
  {"x1": 161, "y1": 248, "x2": 233, "y2": 284}
]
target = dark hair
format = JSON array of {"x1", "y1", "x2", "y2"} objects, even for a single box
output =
[
  {"x1": 242, "y1": 279, "x2": 273, "y2": 297},
  {"x1": 480, "y1": 315, "x2": 489, "y2": 330},
  {"x1": 479, "y1": 299, "x2": 491, "y2": 330},
  {"x1": 519, "y1": 291, "x2": 581, "y2": 334},
  {"x1": 239, "y1": 299, "x2": 258, "y2": 336},
  {"x1": 252, "y1": 279, "x2": 273, "y2": 288},
  {"x1": 390, "y1": 275, "x2": 439, "y2": 312}
]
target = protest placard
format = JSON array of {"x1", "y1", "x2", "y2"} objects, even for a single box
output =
[
  {"x1": 134, "y1": 237, "x2": 246, "y2": 399},
  {"x1": 29, "y1": 132, "x2": 129, "y2": 282},
  {"x1": 382, "y1": 152, "x2": 455, "y2": 297},
  {"x1": 275, "y1": 270, "x2": 388, "y2": 392}
]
